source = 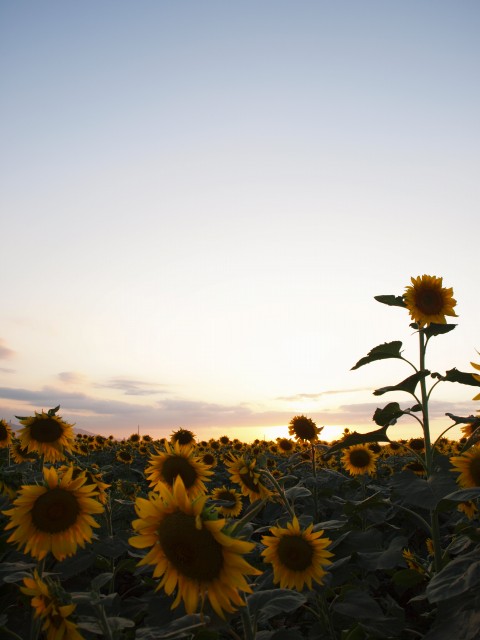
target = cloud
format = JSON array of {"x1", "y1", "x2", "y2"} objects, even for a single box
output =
[
  {"x1": 276, "y1": 387, "x2": 372, "y2": 401},
  {"x1": 57, "y1": 371, "x2": 89, "y2": 385},
  {"x1": 0, "y1": 367, "x2": 15, "y2": 374},
  {"x1": 0, "y1": 339, "x2": 16, "y2": 360},
  {"x1": 96, "y1": 378, "x2": 169, "y2": 396}
]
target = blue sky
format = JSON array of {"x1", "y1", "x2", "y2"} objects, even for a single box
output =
[{"x1": 1, "y1": 1, "x2": 479, "y2": 441}]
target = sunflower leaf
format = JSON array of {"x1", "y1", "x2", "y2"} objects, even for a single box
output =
[
  {"x1": 373, "y1": 371, "x2": 430, "y2": 396},
  {"x1": 374, "y1": 295, "x2": 406, "y2": 308},
  {"x1": 323, "y1": 426, "x2": 390, "y2": 456},
  {"x1": 426, "y1": 550, "x2": 480, "y2": 602},
  {"x1": 440, "y1": 368, "x2": 480, "y2": 387},
  {"x1": 351, "y1": 341, "x2": 403, "y2": 370},
  {"x1": 247, "y1": 589, "x2": 307, "y2": 623},
  {"x1": 435, "y1": 488, "x2": 480, "y2": 513},
  {"x1": 373, "y1": 402, "x2": 406, "y2": 426},
  {"x1": 423, "y1": 323, "x2": 457, "y2": 338}
]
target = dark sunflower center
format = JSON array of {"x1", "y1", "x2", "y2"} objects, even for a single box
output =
[
  {"x1": 202, "y1": 454, "x2": 215, "y2": 465},
  {"x1": 31, "y1": 488, "x2": 80, "y2": 533},
  {"x1": 415, "y1": 286, "x2": 444, "y2": 315},
  {"x1": 218, "y1": 490, "x2": 235, "y2": 504},
  {"x1": 0, "y1": 424, "x2": 8, "y2": 440},
  {"x1": 277, "y1": 535, "x2": 313, "y2": 571},
  {"x1": 469, "y1": 457, "x2": 480, "y2": 486},
  {"x1": 162, "y1": 456, "x2": 198, "y2": 488},
  {"x1": 158, "y1": 512, "x2": 224, "y2": 581},
  {"x1": 239, "y1": 471, "x2": 260, "y2": 493},
  {"x1": 292, "y1": 419, "x2": 317, "y2": 440},
  {"x1": 279, "y1": 439, "x2": 293, "y2": 451},
  {"x1": 174, "y1": 431, "x2": 195, "y2": 445},
  {"x1": 29, "y1": 417, "x2": 64, "y2": 443},
  {"x1": 349, "y1": 449, "x2": 371, "y2": 468}
]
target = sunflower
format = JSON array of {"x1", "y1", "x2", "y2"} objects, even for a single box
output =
[
  {"x1": 17, "y1": 409, "x2": 75, "y2": 462},
  {"x1": 170, "y1": 428, "x2": 197, "y2": 446},
  {"x1": 145, "y1": 441, "x2": 213, "y2": 499},
  {"x1": 3, "y1": 465, "x2": 104, "y2": 561},
  {"x1": 402, "y1": 548, "x2": 425, "y2": 574},
  {"x1": 261, "y1": 516, "x2": 333, "y2": 590},
  {"x1": 10, "y1": 440, "x2": 37, "y2": 464},
  {"x1": 0, "y1": 419, "x2": 13, "y2": 448},
  {"x1": 57, "y1": 465, "x2": 110, "y2": 505},
  {"x1": 457, "y1": 500, "x2": 478, "y2": 519},
  {"x1": 403, "y1": 461, "x2": 426, "y2": 477},
  {"x1": 288, "y1": 415, "x2": 322, "y2": 443},
  {"x1": 129, "y1": 476, "x2": 261, "y2": 618},
  {"x1": 403, "y1": 274, "x2": 457, "y2": 327},
  {"x1": 116, "y1": 449, "x2": 133, "y2": 464},
  {"x1": 21, "y1": 570, "x2": 84, "y2": 640},
  {"x1": 470, "y1": 360, "x2": 480, "y2": 400},
  {"x1": 225, "y1": 455, "x2": 273, "y2": 503},
  {"x1": 450, "y1": 447, "x2": 480, "y2": 487},
  {"x1": 211, "y1": 486, "x2": 243, "y2": 517},
  {"x1": 201, "y1": 452, "x2": 217, "y2": 468},
  {"x1": 341, "y1": 445, "x2": 378, "y2": 476}
]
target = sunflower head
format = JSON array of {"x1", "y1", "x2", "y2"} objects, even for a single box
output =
[
  {"x1": 129, "y1": 476, "x2": 261, "y2": 618},
  {"x1": 211, "y1": 485, "x2": 243, "y2": 517},
  {"x1": 225, "y1": 455, "x2": 273, "y2": 503},
  {"x1": 116, "y1": 449, "x2": 134, "y2": 464},
  {"x1": 261, "y1": 516, "x2": 333, "y2": 590},
  {"x1": 341, "y1": 444, "x2": 378, "y2": 477},
  {"x1": 450, "y1": 447, "x2": 480, "y2": 488},
  {"x1": 170, "y1": 428, "x2": 197, "y2": 446},
  {"x1": 17, "y1": 408, "x2": 75, "y2": 462},
  {"x1": 3, "y1": 465, "x2": 104, "y2": 561},
  {"x1": 145, "y1": 441, "x2": 213, "y2": 499},
  {"x1": 288, "y1": 415, "x2": 322, "y2": 443},
  {"x1": 403, "y1": 274, "x2": 457, "y2": 327},
  {"x1": 0, "y1": 419, "x2": 13, "y2": 448}
]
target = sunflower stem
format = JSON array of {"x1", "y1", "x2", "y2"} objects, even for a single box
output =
[
  {"x1": 239, "y1": 596, "x2": 256, "y2": 640},
  {"x1": 417, "y1": 330, "x2": 443, "y2": 572},
  {"x1": 95, "y1": 603, "x2": 114, "y2": 640},
  {"x1": 311, "y1": 443, "x2": 319, "y2": 522},
  {"x1": 259, "y1": 470, "x2": 295, "y2": 519},
  {"x1": 1, "y1": 627, "x2": 24, "y2": 640}
]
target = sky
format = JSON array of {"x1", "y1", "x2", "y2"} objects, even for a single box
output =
[{"x1": 1, "y1": 1, "x2": 479, "y2": 443}]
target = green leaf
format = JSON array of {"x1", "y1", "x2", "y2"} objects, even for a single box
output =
[
  {"x1": 247, "y1": 589, "x2": 307, "y2": 623},
  {"x1": 333, "y1": 589, "x2": 383, "y2": 619},
  {"x1": 48, "y1": 405, "x2": 61, "y2": 416},
  {"x1": 372, "y1": 402, "x2": 405, "y2": 426},
  {"x1": 423, "y1": 323, "x2": 457, "y2": 338},
  {"x1": 426, "y1": 550, "x2": 480, "y2": 602},
  {"x1": 351, "y1": 341, "x2": 403, "y2": 370},
  {"x1": 436, "y1": 488, "x2": 480, "y2": 513},
  {"x1": 374, "y1": 295, "x2": 406, "y2": 308},
  {"x1": 440, "y1": 368, "x2": 480, "y2": 387},
  {"x1": 91, "y1": 572, "x2": 113, "y2": 592},
  {"x1": 355, "y1": 536, "x2": 408, "y2": 571},
  {"x1": 373, "y1": 371, "x2": 429, "y2": 396},
  {"x1": 324, "y1": 425, "x2": 390, "y2": 456}
]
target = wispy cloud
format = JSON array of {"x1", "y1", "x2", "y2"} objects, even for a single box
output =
[
  {"x1": 0, "y1": 339, "x2": 16, "y2": 360},
  {"x1": 0, "y1": 367, "x2": 15, "y2": 374},
  {"x1": 96, "y1": 378, "x2": 169, "y2": 396},
  {"x1": 276, "y1": 388, "x2": 372, "y2": 401},
  {"x1": 57, "y1": 371, "x2": 89, "y2": 385}
]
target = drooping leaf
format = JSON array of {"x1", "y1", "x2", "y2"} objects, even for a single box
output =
[
  {"x1": 435, "y1": 488, "x2": 480, "y2": 513},
  {"x1": 48, "y1": 405, "x2": 61, "y2": 415},
  {"x1": 374, "y1": 295, "x2": 406, "y2": 308},
  {"x1": 247, "y1": 589, "x2": 307, "y2": 623},
  {"x1": 423, "y1": 323, "x2": 457, "y2": 338},
  {"x1": 438, "y1": 368, "x2": 480, "y2": 387},
  {"x1": 323, "y1": 425, "x2": 390, "y2": 456},
  {"x1": 426, "y1": 550, "x2": 480, "y2": 602},
  {"x1": 351, "y1": 341, "x2": 403, "y2": 370},
  {"x1": 372, "y1": 402, "x2": 405, "y2": 426},
  {"x1": 373, "y1": 371, "x2": 430, "y2": 396},
  {"x1": 355, "y1": 536, "x2": 408, "y2": 571}
]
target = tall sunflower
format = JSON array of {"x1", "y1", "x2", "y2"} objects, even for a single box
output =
[
  {"x1": 3, "y1": 465, "x2": 104, "y2": 561},
  {"x1": 21, "y1": 570, "x2": 84, "y2": 640},
  {"x1": 403, "y1": 274, "x2": 457, "y2": 327},
  {"x1": 288, "y1": 415, "x2": 322, "y2": 443},
  {"x1": 261, "y1": 516, "x2": 333, "y2": 590},
  {"x1": 225, "y1": 455, "x2": 273, "y2": 503},
  {"x1": 128, "y1": 476, "x2": 261, "y2": 618},
  {"x1": 471, "y1": 359, "x2": 480, "y2": 400},
  {"x1": 211, "y1": 485, "x2": 243, "y2": 517},
  {"x1": 17, "y1": 408, "x2": 75, "y2": 462},
  {"x1": 450, "y1": 447, "x2": 480, "y2": 487},
  {"x1": 341, "y1": 445, "x2": 378, "y2": 476},
  {"x1": 145, "y1": 441, "x2": 213, "y2": 499},
  {"x1": 170, "y1": 428, "x2": 197, "y2": 446},
  {"x1": 0, "y1": 419, "x2": 13, "y2": 448}
]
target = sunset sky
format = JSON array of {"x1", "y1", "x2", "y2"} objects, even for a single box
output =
[{"x1": 1, "y1": 1, "x2": 479, "y2": 443}]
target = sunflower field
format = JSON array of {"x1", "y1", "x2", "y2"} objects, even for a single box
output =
[{"x1": 1, "y1": 275, "x2": 480, "y2": 640}]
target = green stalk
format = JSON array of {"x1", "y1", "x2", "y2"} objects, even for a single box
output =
[
  {"x1": 311, "y1": 443, "x2": 319, "y2": 521},
  {"x1": 418, "y1": 329, "x2": 442, "y2": 573},
  {"x1": 260, "y1": 470, "x2": 295, "y2": 519}
]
